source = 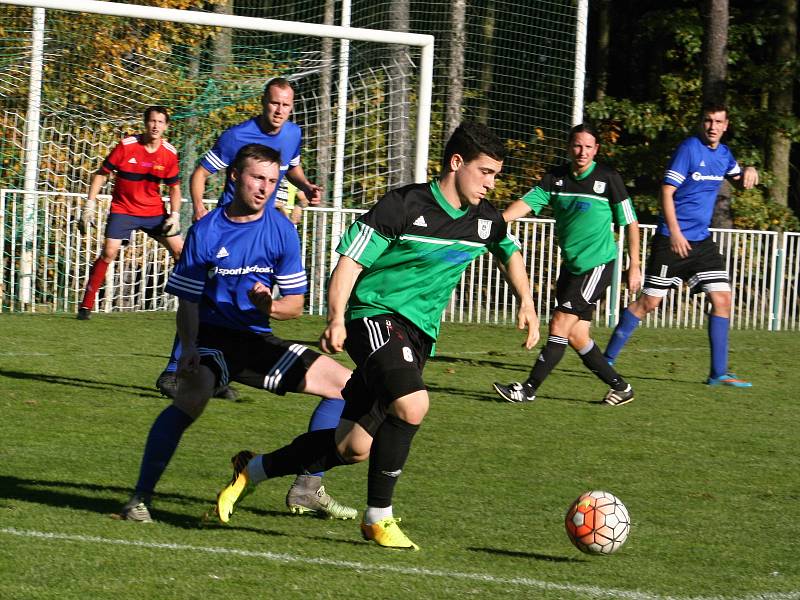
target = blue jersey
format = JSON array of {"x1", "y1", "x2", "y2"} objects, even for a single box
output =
[
  {"x1": 657, "y1": 135, "x2": 741, "y2": 241},
  {"x1": 165, "y1": 206, "x2": 307, "y2": 334},
  {"x1": 200, "y1": 117, "x2": 302, "y2": 208}
]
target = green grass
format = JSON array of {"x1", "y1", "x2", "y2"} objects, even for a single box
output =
[{"x1": 0, "y1": 312, "x2": 797, "y2": 599}]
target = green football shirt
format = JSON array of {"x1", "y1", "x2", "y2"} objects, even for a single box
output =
[
  {"x1": 521, "y1": 161, "x2": 637, "y2": 274},
  {"x1": 337, "y1": 180, "x2": 520, "y2": 341}
]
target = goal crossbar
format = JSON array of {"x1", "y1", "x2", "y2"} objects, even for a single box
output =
[{"x1": 0, "y1": 0, "x2": 435, "y2": 182}]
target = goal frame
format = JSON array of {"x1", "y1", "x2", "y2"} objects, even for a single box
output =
[{"x1": 0, "y1": 0, "x2": 435, "y2": 306}]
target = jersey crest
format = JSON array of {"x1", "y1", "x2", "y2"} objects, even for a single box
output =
[
  {"x1": 477, "y1": 218, "x2": 492, "y2": 240},
  {"x1": 593, "y1": 180, "x2": 606, "y2": 194}
]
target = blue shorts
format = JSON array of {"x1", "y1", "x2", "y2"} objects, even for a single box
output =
[{"x1": 104, "y1": 213, "x2": 166, "y2": 242}]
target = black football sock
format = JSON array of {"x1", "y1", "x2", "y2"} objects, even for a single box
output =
[
  {"x1": 367, "y1": 415, "x2": 420, "y2": 508},
  {"x1": 577, "y1": 340, "x2": 628, "y2": 390},
  {"x1": 526, "y1": 335, "x2": 568, "y2": 389},
  {"x1": 259, "y1": 428, "x2": 347, "y2": 479}
]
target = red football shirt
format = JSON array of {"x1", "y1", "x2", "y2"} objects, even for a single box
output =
[{"x1": 101, "y1": 135, "x2": 180, "y2": 217}]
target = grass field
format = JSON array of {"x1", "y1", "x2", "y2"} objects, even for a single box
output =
[{"x1": 1, "y1": 312, "x2": 798, "y2": 599}]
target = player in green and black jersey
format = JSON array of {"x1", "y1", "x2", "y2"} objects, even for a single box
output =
[
  {"x1": 213, "y1": 122, "x2": 540, "y2": 550},
  {"x1": 493, "y1": 123, "x2": 642, "y2": 407}
]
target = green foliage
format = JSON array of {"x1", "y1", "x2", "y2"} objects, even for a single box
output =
[
  {"x1": 732, "y1": 187, "x2": 800, "y2": 231},
  {"x1": 585, "y1": 4, "x2": 800, "y2": 231}
]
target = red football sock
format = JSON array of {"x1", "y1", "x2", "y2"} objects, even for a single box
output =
[{"x1": 80, "y1": 258, "x2": 109, "y2": 310}]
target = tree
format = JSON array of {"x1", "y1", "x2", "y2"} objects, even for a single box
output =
[
  {"x1": 701, "y1": 0, "x2": 733, "y2": 228},
  {"x1": 590, "y1": 0, "x2": 610, "y2": 102},
  {"x1": 388, "y1": 0, "x2": 412, "y2": 187},
  {"x1": 446, "y1": 0, "x2": 467, "y2": 136},
  {"x1": 766, "y1": 0, "x2": 797, "y2": 209},
  {"x1": 476, "y1": 0, "x2": 495, "y2": 125}
]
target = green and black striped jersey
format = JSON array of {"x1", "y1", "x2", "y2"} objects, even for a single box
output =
[
  {"x1": 337, "y1": 180, "x2": 519, "y2": 341},
  {"x1": 521, "y1": 161, "x2": 637, "y2": 274}
]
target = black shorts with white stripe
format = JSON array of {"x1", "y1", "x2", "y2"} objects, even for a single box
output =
[
  {"x1": 554, "y1": 260, "x2": 615, "y2": 321},
  {"x1": 340, "y1": 314, "x2": 432, "y2": 436},
  {"x1": 642, "y1": 234, "x2": 730, "y2": 297},
  {"x1": 196, "y1": 323, "x2": 319, "y2": 394}
]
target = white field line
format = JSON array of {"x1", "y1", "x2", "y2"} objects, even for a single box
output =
[
  {"x1": 1, "y1": 528, "x2": 796, "y2": 600},
  {"x1": 437, "y1": 345, "x2": 764, "y2": 356}
]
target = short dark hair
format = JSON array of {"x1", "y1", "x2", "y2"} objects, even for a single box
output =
[
  {"x1": 263, "y1": 77, "x2": 294, "y2": 99},
  {"x1": 701, "y1": 101, "x2": 728, "y2": 118},
  {"x1": 568, "y1": 123, "x2": 599, "y2": 144},
  {"x1": 231, "y1": 143, "x2": 281, "y2": 174},
  {"x1": 442, "y1": 121, "x2": 506, "y2": 172},
  {"x1": 143, "y1": 105, "x2": 169, "y2": 123}
]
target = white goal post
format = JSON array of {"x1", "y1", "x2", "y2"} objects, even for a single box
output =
[{"x1": 1, "y1": 0, "x2": 435, "y2": 306}]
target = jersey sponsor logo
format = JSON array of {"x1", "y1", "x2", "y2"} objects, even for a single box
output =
[
  {"x1": 700, "y1": 160, "x2": 706, "y2": 167},
  {"x1": 412, "y1": 215, "x2": 428, "y2": 227},
  {"x1": 574, "y1": 200, "x2": 591, "y2": 212},
  {"x1": 127, "y1": 157, "x2": 137, "y2": 164},
  {"x1": 691, "y1": 172, "x2": 724, "y2": 182},
  {"x1": 211, "y1": 264, "x2": 274, "y2": 277},
  {"x1": 593, "y1": 181, "x2": 606, "y2": 194},
  {"x1": 153, "y1": 165, "x2": 165, "y2": 171},
  {"x1": 216, "y1": 246, "x2": 229, "y2": 258},
  {"x1": 477, "y1": 218, "x2": 492, "y2": 239}
]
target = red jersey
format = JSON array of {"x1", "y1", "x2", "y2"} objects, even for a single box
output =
[{"x1": 101, "y1": 135, "x2": 180, "y2": 217}]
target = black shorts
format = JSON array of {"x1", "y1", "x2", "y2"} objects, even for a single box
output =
[
  {"x1": 196, "y1": 323, "x2": 319, "y2": 394},
  {"x1": 104, "y1": 213, "x2": 168, "y2": 244},
  {"x1": 340, "y1": 314, "x2": 432, "y2": 436},
  {"x1": 554, "y1": 261, "x2": 614, "y2": 321},
  {"x1": 643, "y1": 234, "x2": 730, "y2": 297}
]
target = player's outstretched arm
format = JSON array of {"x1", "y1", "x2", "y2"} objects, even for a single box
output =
[
  {"x1": 176, "y1": 298, "x2": 201, "y2": 375},
  {"x1": 286, "y1": 165, "x2": 322, "y2": 205},
  {"x1": 79, "y1": 171, "x2": 108, "y2": 233},
  {"x1": 661, "y1": 184, "x2": 691, "y2": 258},
  {"x1": 248, "y1": 281, "x2": 305, "y2": 320},
  {"x1": 190, "y1": 165, "x2": 213, "y2": 222},
  {"x1": 502, "y1": 199, "x2": 533, "y2": 223},
  {"x1": 500, "y1": 252, "x2": 540, "y2": 349},
  {"x1": 320, "y1": 256, "x2": 363, "y2": 354},
  {"x1": 731, "y1": 166, "x2": 759, "y2": 190},
  {"x1": 625, "y1": 220, "x2": 642, "y2": 294}
]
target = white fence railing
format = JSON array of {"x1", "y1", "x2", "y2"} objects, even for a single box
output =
[{"x1": 2, "y1": 189, "x2": 799, "y2": 331}]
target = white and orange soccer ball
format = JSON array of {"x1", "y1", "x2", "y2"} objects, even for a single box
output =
[{"x1": 564, "y1": 490, "x2": 630, "y2": 555}]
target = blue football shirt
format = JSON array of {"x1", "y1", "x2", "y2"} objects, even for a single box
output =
[
  {"x1": 165, "y1": 206, "x2": 307, "y2": 334},
  {"x1": 657, "y1": 135, "x2": 741, "y2": 241},
  {"x1": 200, "y1": 117, "x2": 302, "y2": 208}
]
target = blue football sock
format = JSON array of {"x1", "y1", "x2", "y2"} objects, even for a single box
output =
[
  {"x1": 604, "y1": 308, "x2": 641, "y2": 360},
  {"x1": 134, "y1": 405, "x2": 194, "y2": 496},
  {"x1": 164, "y1": 335, "x2": 181, "y2": 374},
  {"x1": 708, "y1": 315, "x2": 729, "y2": 379},
  {"x1": 306, "y1": 398, "x2": 345, "y2": 477}
]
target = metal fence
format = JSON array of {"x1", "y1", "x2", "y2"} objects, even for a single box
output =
[{"x1": 2, "y1": 189, "x2": 799, "y2": 331}]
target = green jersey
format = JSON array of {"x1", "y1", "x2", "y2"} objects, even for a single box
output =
[
  {"x1": 337, "y1": 180, "x2": 520, "y2": 341},
  {"x1": 521, "y1": 161, "x2": 636, "y2": 274}
]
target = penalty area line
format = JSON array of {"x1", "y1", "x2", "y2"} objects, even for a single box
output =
[{"x1": 1, "y1": 528, "x2": 797, "y2": 600}]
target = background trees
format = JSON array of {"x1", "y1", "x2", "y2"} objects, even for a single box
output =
[{"x1": 586, "y1": 0, "x2": 800, "y2": 231}]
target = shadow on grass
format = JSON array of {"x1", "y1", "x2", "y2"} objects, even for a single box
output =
[
  {"x1": 0, "y1": 368, "x2": 161, "y2": 397},
  {"x1": 0, "y1": 475, "x2": 216, "y2": 529},
  {"x1": 0, "y1": 475, "x2": 340, "y2": 536},
  {"x1": 467, "y1": 546, "x2": 582, "y2": 563}
]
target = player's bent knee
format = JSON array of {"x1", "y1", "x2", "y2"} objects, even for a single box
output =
[
  {"x1": 389, "y1": 391, "x2": 429, "y2": 425},
  {"x1": 305, "y1": 355, "x2": 352, "y2": 398},
  {"x1": 335, "y1": 421, "x2": 372, "y2": 463}
]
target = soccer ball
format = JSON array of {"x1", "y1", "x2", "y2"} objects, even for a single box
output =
[{"x1": 564, "y1": 490, "x2": 630, "y2": 555}]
